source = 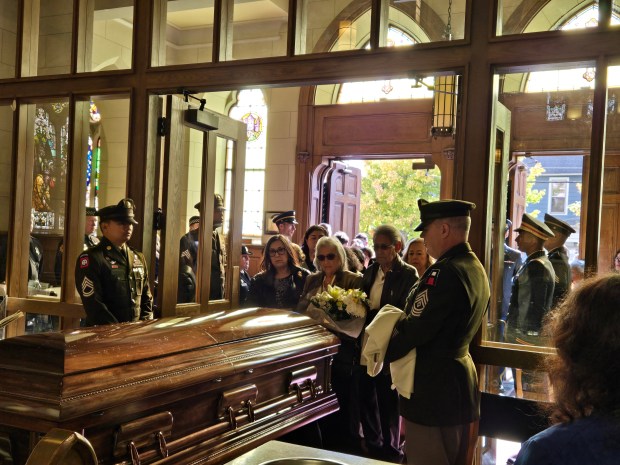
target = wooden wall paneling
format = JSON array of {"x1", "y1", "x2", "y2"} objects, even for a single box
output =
[{"x1": 312, "y1": 100, "x2": 433, "y2": 157}]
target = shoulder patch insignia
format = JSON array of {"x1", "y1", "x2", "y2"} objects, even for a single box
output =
[
  {"x1": 412, "y1": 289, "x2": 429, "y2": 317},
  {"x1": 181, "y1": 250, "x2": 191, "y2": 260},
  {"x1": 425, "y1": 269, "x2": 440, "y2": 286},
  {"x1": 555, "y1": 275, "x2": 560, "y2": 283},
  {"x1": 79, "y1": 256, "x2": 89, "y2": 269},
  {"x1": 81, "y1": 277, "x2": 95, "y2": 297}
]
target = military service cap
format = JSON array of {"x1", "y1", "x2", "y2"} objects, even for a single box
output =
[
  {"x1": 194, "y1": 194, "x2": 226, "y2": 212},
  {"x1": 189, "y1": 215, "x2": 200, "y2": 226},
  {"x1": 272, "y1": 210, "x2": 298, "y2": 225},
  {"x1": 516, "y1": 212, "x2": 554, "y2": 240},
  {"x1": 241, "y1": 245, "x2": 253, "y2": 255},
  {"x1": 544, "y1": 213, "x2": 576, "y2": 236},
  {"x1": 97, "y1": 199, "x2": 138, "y2": 225},
  {"x1": 85, "y1": 206, "x2": 97, "y2": 216},
  {"x1": 414, "y1": 199, "x2": 476, "y2": 231}
]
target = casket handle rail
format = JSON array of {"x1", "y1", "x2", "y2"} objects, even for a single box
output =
[
  {"x1": 288, "y1": 366, "x2": 318, "y2": 404},
  {"x1": 218, "y1": 384, "x2": 259, "y2": 430},
  {"x1": 113, "y1": 411, "x2": 173, "y2": 465}
]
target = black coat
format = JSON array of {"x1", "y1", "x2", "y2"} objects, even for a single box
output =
[
  {"x1": 75, "y1": 236, "x2": 153, "y2": 325},
  {"x1": 386, "y1": 242, "x2": 490, "y2": 427},
  {"x1": 361, "y1": 254, "x2": 418, "y2": 321},
  {"x1": 547, "y1": 246, "x2": 571, "y2": 307},
  {"x1": 248, "y1": 265, "x2": 310, "y2": 309},
  {"x1": 507, "y1": 249, "x2": 555, "y2": 340}
]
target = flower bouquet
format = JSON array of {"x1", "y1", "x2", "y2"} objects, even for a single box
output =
[{"x1": 307, "y1": 285, "x2": 368, "y2": 338}]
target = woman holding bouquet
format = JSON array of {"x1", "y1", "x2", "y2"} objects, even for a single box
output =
[
  {"x1": 296, "y1": 236, "x2": 365, "y2": 454},
  {"x1": 247, "y1": 235, "x2": 309, "y2": 309}
]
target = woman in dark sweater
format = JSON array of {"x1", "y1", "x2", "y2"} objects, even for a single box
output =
[{"x1": 248, "y1": 235, "x2": 309, "y2": 309}]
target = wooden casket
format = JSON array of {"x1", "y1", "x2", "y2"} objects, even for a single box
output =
[{"x1": 0, "y1": 308, "x2": 340, "y2": 464}]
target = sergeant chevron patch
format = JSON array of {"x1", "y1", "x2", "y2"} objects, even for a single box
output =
[
  {"x1": 412, "y1": 289, "x2": 429, "y2": 316},
  {"x1": 82, "y1": 277, "x2": 95, "y2": 297}
]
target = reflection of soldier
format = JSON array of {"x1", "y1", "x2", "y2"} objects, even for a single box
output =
[
  {"x1": 75, "y1": 199, "x2": 153, "y2": 325},
  {"x1": 544, "y1": 213, "x2": 576, "y2": 307},
  {"x1": 507, "y1": 213, "x2": 556, "y2": 345},
  {"x1": 28, "y1": 214, "x2": 44, "y2": 283},
  {"x1": 500, "y1": 219, "x2": 522, "y2": 340},
  {"x1": 240, "y1": 245, "x2": 252, "y2": 305},
  {"x1": 178, "y1": 216, "x2": 200, "y2": 303},
  {"x1": 55, "y1": 207, "x2": 100, "y2": 284},
  {"x1": 272, "y1": 210, "x2": 297, "y2": 240},
  {"x1": 194, "y1": 195, "x2": 226, "y2": 300}
]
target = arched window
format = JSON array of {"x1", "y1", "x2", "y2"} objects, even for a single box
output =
[
  {"x1": 337, "y1": 27, "x2": 434, "y2": 103},
  {"x1": 229, "y1": 89, "x2": 267, "y2": 237},
  {"x1": 526, "y1": 6, "x2": 620, "y2": 93}
]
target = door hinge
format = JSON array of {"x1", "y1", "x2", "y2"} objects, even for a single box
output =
[{"x1": 157, "y1": 117, "x2": 168, "y2": 136}]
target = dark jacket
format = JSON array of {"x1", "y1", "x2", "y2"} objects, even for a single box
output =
[
  {"x1": 75, "y1": 236, "x2": 153, "y2": 325},
  {"x1": 297, "y1": 269, "x2": 364, "y2": 366},
  {"x1": 362, "y1": 255, "x2": 418, "y2": 321},
  {"x1": 386, "y1": 242, "x2": 490, "y2": 427},
  {"x1": 502, "y1": 243, "x2": 522, "y2": 321},
  {"x1": 248, "y1": 265, "x2": 310, "y2": 309},
  {"x1": 507, "y1": 249, "x2": 555, "y2": 340},
  {"x1": 547, "y1": 246, "x2": 571, "y2": 307},
  {"x1": 240, "y1": 269, "x2": 252, "y2": 305},
  {"x1": 177, "y1": 264, "x2": 196, "y2": 304},
  {"x1": 210, "y1": 231, "x2": 225, "y2": 300}
]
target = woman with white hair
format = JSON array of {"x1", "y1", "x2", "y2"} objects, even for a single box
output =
[{"x1": 296, "y1": 235, "x2": 364, "y2": 454}]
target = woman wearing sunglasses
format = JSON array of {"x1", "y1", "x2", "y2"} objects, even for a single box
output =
[
  {"x1": 296, "y1": 236, "x2": 364, "y2": 453},
  {"x1": 247, "y1": 235, "x2": 309, "y2": 309}
]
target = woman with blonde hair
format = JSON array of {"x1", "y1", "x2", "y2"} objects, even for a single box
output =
[{"x1": 403, "y1": 237, "x2": 434, "y2": 277}]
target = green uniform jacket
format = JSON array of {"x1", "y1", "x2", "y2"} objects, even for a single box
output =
[
  {"x1": 547, "y1": 246, "x2": 570, "y2": 307},
  {"x1": 385, "y1": 242, "x2": 490, "y2": 427},
  {"x1": 75, "y1": 237, "x2": 153, "y2": 325}
]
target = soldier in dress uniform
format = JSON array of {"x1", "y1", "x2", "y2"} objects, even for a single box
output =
[
  {"x1": 55, "y1": 207, "x2": 100, "y2": 283},
  {"x1": 75, "y1": 199, "x2": 153, "y2": 326},
  {"x1": 506, "y1": 213, "x2": 556, "y2": 346},
  {"x1": 544, "y1": 213, "x2": 576, "y2": 307},
  {"x1": 385, "y1": 199, "x2": 490, "y2": 465},
  {"x1": 194, "y1": 194, "x2": 226, "y2": 300},
  {"x1": 272, "y1": 210, "x2": 297, "y2": 240},
  {"x1": 178, "y1": 216, "x2": 200, "y2": 303}
]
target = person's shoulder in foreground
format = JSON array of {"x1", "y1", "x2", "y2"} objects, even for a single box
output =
[{"x1": 516, "y1": 414, "x2": 620, "y2": 465}]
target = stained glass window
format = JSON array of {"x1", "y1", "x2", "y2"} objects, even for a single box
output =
[{"x1": 229, "y1": 90, "x2": 267, "y2": 237}]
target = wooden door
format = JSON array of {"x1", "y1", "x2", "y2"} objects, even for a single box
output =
[
  {"x1": 324, "y1": 161, "x2": 362, "y2": 241},
  {"x1": 509, "y1": 160, "x2": 528, "y2": 238}
]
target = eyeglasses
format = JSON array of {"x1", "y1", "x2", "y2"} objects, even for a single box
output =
[
  {"x1": 373, "y1": 243, "x2": 394, "y2": 251},
  {"x1": 268, "y1": 247, "x2": 287, "y2": 257},
  {"x1": 317, "y1": 253, "x2": 337, "y2": 261}
]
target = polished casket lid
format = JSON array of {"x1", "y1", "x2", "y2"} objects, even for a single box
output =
[{"x1": 0, "y1": 308, "x2": 338, "y2": 425}]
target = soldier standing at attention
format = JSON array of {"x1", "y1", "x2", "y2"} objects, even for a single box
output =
[
  {"x1": 75, "y1": 199, "x2": 153, "y2": 325},
  {"x1": 385, "y1": 199, "x2": 490, "y2": 465},
  {"x1": 194, "y1": 194, "x2": 227, "y2": 300},
  {"x1": 506, "y1": 213, "x2": 556, "y2": 345},
  {"x1": 543, "y1": 213, "x2": 575, "y2": 307}
]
